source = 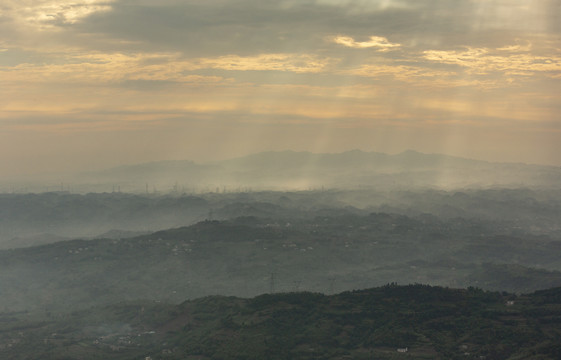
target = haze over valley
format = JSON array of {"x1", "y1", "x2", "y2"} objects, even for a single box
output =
[
  {"x1": 2, "y1": 0, "x2": 561, "y2": 358},
  {"x1": 2, "y1": 150, "x2": 561, "y2": 310},
  {"x1": 2, "y1": 155, "x2": 561, "y2": 358}
]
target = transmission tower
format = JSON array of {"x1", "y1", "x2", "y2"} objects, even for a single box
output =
[{"x1": 270, "y1": 272, "x2": 276, "y2": 293}]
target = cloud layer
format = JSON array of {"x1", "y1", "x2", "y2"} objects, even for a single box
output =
[{"x1": 1, "y1": 0, "x2": 560, "y2": 175}]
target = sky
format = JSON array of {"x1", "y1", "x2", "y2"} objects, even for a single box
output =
[{"x1": 1, "y1": 0, "x2": 561, "y2": 177}]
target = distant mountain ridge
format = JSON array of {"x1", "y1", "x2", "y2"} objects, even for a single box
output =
[
  {"x1": 5, "y1": 150, "x2": 559, "y2": 194},
  {"x1": 78, "y1": 149, "x2": 560, "y2": 192}
]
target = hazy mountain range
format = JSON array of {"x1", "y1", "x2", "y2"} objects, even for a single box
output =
[
  {"x1": 1, "y1": 150, "x2": 561, "y2": 359},
  {"x1": 88, "y1": 150, "x2": 561, "y2": 191},
  {"x1": 4, "y1": 150, "x2": 561, "y2": 193}
]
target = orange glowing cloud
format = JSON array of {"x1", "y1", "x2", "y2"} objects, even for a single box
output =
[
  {"x1": 331, "y1": 35, "x2": 401, "y2": 51},
  {"x1": 423, "y1": 47, "x2": 561, "y2": 77}
]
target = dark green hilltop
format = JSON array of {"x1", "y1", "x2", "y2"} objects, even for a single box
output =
[{"x1": 2, "y1": 284, "x2": 561, "y2": 359}]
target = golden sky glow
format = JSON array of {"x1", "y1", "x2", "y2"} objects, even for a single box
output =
[
  {"x1": 1, "y1": 0, "x2": 561, "y2": 176},
  {"x1": 3, "y1": 0, "x2": 115, "y2": 27}
]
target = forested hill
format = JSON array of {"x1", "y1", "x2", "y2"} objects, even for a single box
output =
[
  {"x1": 2, "y1": 187, "x2": 561, "y2": 249},
  {"x1": 2, "y1": 213, "x2": 561, "y2": 313},
  {"x1": 2, "y1": 284, "x2": 561, "y2": 359}
]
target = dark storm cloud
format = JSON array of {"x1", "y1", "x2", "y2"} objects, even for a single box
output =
[{"x1": 69, "y1": 0, "x2": 515, "y2": 56}]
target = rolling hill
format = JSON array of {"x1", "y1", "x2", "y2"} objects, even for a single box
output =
[{"x1": 2, "y1": 284, "x2": 561, "y2": 359}]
